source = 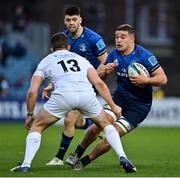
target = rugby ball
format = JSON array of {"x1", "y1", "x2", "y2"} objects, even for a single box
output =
[{"x1": 128, "y1": 62, "x2": 150, "y2": 78}]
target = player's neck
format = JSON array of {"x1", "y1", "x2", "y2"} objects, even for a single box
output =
[{"x1": 71, "y1": 25, "x2": 83, "y2": 39}]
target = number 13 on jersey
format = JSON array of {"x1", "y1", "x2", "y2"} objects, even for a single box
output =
[{"x1": 57, "y1": 59, "x2": 81, "y2": 72}]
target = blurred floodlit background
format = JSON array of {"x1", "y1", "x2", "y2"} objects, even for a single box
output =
[{"x1": 0, "y1": 0, "x2": 179, "y2": 125}]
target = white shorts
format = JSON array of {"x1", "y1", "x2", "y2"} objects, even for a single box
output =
[
  {"x1": 56, "y1": 95, "x2": 116, "y2": 126},
  {"x1": 44, "y1": 91, "x2": 102, "y2": 120}
]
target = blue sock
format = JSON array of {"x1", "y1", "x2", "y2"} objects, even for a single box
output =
[
  {"x1": 81, "y1": 155, "x2": 91, "y2": 166},
  {"x1": 80, "y1": 118, "x2": 93, "y2": 129},
  {"x1": 74, "y1": 144, "x2": 85, "y2": 158},
  {"x1": 56, "y1": 133, "x2": 73, "y2": 160}
]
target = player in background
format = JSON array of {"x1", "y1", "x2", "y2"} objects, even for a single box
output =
[
  {"x1": 65, "y1": 24, "x2": 167, "y2": 172},
  {"x1": 45, "y1": 5, "x2": 108, "y2": 166},
  {"x1": 10, "y1": 32, "x2": 133, "y2": 173}
]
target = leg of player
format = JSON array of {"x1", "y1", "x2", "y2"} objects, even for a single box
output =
[
  {"x1": 75, "y1": 117, "x2": 93, "y2": 129},
  {"x1": 46, "y1": 110, "x2": 93, "y2": 166},
  {"x1": 93, "y1": 110, "x2": 133, "y2": 171},
  {"x1": 66, "y1": 110, "x2": 125, "y2": 167},
  {"x1": 46, "y1": 110, "x2": 79, "y2": 166},
  {"x1": 73, "y1": 117, "x2": 137, "y2": 173},
  {"x1": 10, "y1": 107, "x2": 59, "y2": 172},
  {"x1": 65, "y1": 106, "x2": 116, "y2": 164},
  {"x1": 68, "y1": 109, "x2": 131, "y2": 171},
  {"x1": 76, "y1": 124, "x2": 102, "y2": 156},
  {"x1": 73, "y1": 140, "x2": 111, "y2": 171}
]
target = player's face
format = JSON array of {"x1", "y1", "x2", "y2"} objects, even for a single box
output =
[
  {"x1": 115, "y1": 30, "x2": 134, "y2": 55},
  {"x1": 64, "y1": 15, "x2": 82, "y2": 33}
]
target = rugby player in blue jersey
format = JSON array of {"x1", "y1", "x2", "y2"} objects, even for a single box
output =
[
  {"x1": 66, "y1": 24, "x2": 167, "y2": 172},
  {"x1": 45, "y1": 5, "x2": 109, "y2": 166}
]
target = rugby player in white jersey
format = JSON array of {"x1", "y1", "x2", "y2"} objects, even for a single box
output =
[{"x1": 10, "y1": 32, "x2": 134, "y2": 173}]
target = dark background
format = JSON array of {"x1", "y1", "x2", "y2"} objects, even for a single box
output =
[{"x1": 0, "y1": 0, "x2": 179, "y2": 97}]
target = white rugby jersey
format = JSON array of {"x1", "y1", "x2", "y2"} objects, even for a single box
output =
[{"x1": 33, "y1": 49, "x2": 94, "y2": 93}]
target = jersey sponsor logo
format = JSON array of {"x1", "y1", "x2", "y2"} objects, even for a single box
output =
[
  {"x1": 79, "y1": 43, "x2": 87, "y2": 52},
  {"x1": 96, "y1": 39, "x2": 106, "y2": 51},
  {"x1": 117, "y1": 72, "x2": 128, "y2": 77},
  {"x1": 148, "y1": 56, "x2": 158, "y2": 66}
]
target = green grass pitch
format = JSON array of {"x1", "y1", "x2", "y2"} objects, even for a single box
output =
[{"x1": 0, "y1": 122, "x2": 180, "y2": 177}]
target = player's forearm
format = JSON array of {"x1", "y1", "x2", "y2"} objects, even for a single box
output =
[
  {"x1": 95, "y1": 82, "x2": 115, "y2": 109},
  {"x1": 96, "y1": 63, "x2": 108, "y2": 79},
  {"x1": 147, "y1": 74, "x2": 167, "y2": 86},
  {"x1": 26, "y1": 91, "x2": 38, "y2": 114}
]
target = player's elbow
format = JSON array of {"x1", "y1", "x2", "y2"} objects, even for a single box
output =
[
  {"x1": 163, "y1": 76, "x2": 167, "y2": 85},
  {"x1": 160, "y1": 75, "x2": 168, "y2": 86},
  {"x1": 94, "y1": 80, "x2": 105, "y2": 90},
  {"x1": 27, "y1": 88, "x2": 38, "y2": 97}
]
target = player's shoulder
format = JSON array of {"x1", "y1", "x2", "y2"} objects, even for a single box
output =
[
  {"x1": 69, "y1": 51, "x2": 87, "y2": 60},
  {"x1": 83, "y1": 27, "x2": 103, "y2": 41},
  {"x1": 135, "y1": 44, "x2": 153, "y2": 58},
  {"x1": 135, "y1": 44, "x2": 159, "y2": 69},
  {"x1": 37, "y1": 54, "x2": 51, "y2": 68}
]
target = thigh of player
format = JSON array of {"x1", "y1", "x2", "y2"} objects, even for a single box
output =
[
  {"x1": 114, "y1": 103, "x2": 151, "y2": 136},
  {"x1": 30, "y1": 107, "x2": 59, "y2": 133}
]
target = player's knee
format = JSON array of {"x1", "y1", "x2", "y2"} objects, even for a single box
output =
[
  {"x1": 103, "y1": 140, "x2": 111, "y2": 152},
  {"x1": 75, "y1": 115, "x2": 85, "y2": 128},
  {"x1": 30, "y1": 119, "x2": 46, "y2": 132},
  {"x1": 65, "y1": 110, "x2": 81, "y2": 126},
  {"x1": 68, "y1": 110, "x2": 81, "y2": 119},
  {"x1": 87, "y1": 124, "x2": 101, "y2": 136},
  {"x1": 97, "y1": 110, "x2": 112, "y2": 129},
  {"x1": 104, "y1": 105, "x2": 117, "y2": 124},
  {"x1": 64, "y1": 115, "x2": 75, "y2": 126},
  {"x1": 114, "y1": 117, "x2": 133, "y2": 136}
]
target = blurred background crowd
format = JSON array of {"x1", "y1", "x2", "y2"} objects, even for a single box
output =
[{"x1": 0, "y1": 0, "x2": 179, "y2": 99}]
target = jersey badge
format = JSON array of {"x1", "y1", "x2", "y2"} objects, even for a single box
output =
[
  {"x1": 148, "y1": 56, "x2": 158, "y2": 66},
  {"x1": 79, "y1": 43, "x2": 87, "y2": 52},
  {"x1": 96, "y1": 39, "x2": 105, "y2": 50}
]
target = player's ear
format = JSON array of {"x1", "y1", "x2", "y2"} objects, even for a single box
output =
[
  {"x1": 50, "y1": 47, "x2": 54, "y2": 53},
  {"x1": 67, "y1": 45, "x2": 71, "y2": 51},
  {"x1": 79, "y1": 17, "x2": 82, "y2": 24},
  {"x1": 130, "y1": 34, "x2": 135, "y2": 42}
]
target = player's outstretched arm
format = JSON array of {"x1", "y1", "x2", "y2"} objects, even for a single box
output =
[
  {"x1": 87, "y1": 68, "x2": 122, "y2": 117},
  {"x1": 97, "y1": 62, "x2": 117, "y2": 79},
  {"x1": 26, "y1": 76, "x2": 43, "y2": 129}
]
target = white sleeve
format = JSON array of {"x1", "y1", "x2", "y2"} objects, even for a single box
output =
[{"x1": 33, "y1": 59, "x2": 47, "y2": 79}]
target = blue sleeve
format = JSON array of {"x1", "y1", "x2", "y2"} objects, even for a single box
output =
[
  {"x1": 143, "y1": 54, "x2": 160, "y2": 73},
  {"x1": 90, "y1": 36, "x2": 107, "y2": 57}
]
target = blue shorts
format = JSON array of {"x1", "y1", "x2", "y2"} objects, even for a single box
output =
[{"x1": 113, "y1": 92, "x2": 152, "y2": 128}]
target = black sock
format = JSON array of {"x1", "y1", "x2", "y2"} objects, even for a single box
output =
[
  {"x1": 75, "y1": 144, "x2": 85, "y2": 158},
  {"x1": 56, "y1": 133, "x2": 73, "y2": 160},
  {"x1": 80, "y1": 118, "x2": 93, "y2": 129},
  {"x1": 81, "y1": 155, "x2": 91, "y2": 167}
]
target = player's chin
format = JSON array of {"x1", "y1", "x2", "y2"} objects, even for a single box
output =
[
  {"x1": 68, "y1": 27, "x2": 77, "y2": 33},
  {"x1": 116, "y1": 46, "x2": 124, "y2": 52}
]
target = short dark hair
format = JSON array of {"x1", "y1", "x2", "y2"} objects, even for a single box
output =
[
  {"x1": 116, "y1": 24, "x2": 135, "y2": 35},
  {"x1": 64, "y1": 6, "x2": 80, "y2": 16},
  {"x1": 50, "y1": 32, "x2": 68, "y2": 51}
]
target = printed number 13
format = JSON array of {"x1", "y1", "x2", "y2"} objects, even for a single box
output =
[{"x1": 58, "y1": 59, "x2": 81, "y2": 72}]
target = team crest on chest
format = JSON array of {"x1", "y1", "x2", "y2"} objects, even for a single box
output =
[
  {"x1": 122, "y1": 68, "x2": 126, "y2": 73},
  {"x1": 79, "y1": 43, "x2": 87, "y2": 52}
]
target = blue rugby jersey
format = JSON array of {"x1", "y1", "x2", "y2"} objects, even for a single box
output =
[
  {"x1": 64, "y1": 27, "x2": 107, "y2": 69},
  {"x1": 105, "y1": 44, "x2": 160, "y2": 103}
]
